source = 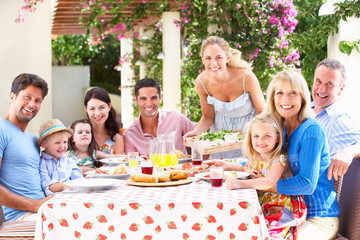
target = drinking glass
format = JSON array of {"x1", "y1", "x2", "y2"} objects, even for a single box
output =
[
  {"x1": 141, "y1": 158, "x2": 153, "y2": 175},
  {"x1": 191, "y1": 142, "x2": 203, "y2": 166},
  {"x1": 127, "y1": 152, "x2": 139, "y2": 168},
  {"x1": 149, "y1": 139, "x2": 159, "y2": 167},
  {"x1": 209, "y1": 166, "x2": 224, "y2": 187}
]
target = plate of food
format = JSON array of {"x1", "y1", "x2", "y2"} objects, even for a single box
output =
[
  {"x1": 175, "y1": 150, "x2": 192, "y2": 164},
  {"x1": 126, "y1": 170, "x2": 191, "y2": 187},
  {"x1": 66, "y1": 178, "x2": 121, "y2": 191},
  {"x1": 195, "y1": 171, "x2": 249, "y2": 181},
  {"x1": 98, "y1": 155, "x2": 127, "y2": 166},
  {"x1": 86, "y1": 164, "x2": 132, "y2": 179}
]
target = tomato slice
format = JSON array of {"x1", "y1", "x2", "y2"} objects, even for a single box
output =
[{"x1": 182, "y1": 162, "x2": 192, "y2": 170}]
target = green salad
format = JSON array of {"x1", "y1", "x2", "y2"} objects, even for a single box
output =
[{"x1": 196, "y1": 129, "x2": 244, "y2": 141}]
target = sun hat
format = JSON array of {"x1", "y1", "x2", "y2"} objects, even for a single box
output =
[{"x1": 37, "y1": 119, "x2": 73, "y2": 145}]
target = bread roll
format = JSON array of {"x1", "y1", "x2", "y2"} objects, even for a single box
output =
[
  {"x1": 226, "y1": 171, "x2": 238, "y2": 178},
  {"x1": 130, "y1": 174, "x2": 158, "y2": 183},
  {"x1": 176, "y1": 150, "x2": 185, "y2": 159},
  {"x1": 113, "y1": 164, "x2": 127, "y2": 174},
  {"x1": 153, "y1": 171, "x2": 171, "y2": 182},
  {"x1": 169, "y1": 170, "x2": 188, "y2": 180}
]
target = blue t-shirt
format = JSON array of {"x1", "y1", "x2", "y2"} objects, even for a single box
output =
[
  {"x1": 0, "y1": 118, "x2": 45, "y2": 221},
  {"x1": 277, "y1": 118, "x2": 340, "y2": 218}
]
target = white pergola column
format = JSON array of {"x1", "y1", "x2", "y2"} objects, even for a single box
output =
[
  {"x1": 120, "y1": 38, "x2": 134, "y2": 128},
  {"x1": 162, "y1": 11, "x2": 181, "y2": 112},
  {"x1": 139, "y1": 27, "x2": 154, "y2": 79},
  {"x1": 0, "y1": 0, "x2": 52, "y2": 135},
  {"x1": 320, "y1": 2, "x2": 360, "y2": 124}
]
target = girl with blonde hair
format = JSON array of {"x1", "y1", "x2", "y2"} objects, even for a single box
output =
[
  {"x1": 184, "y1": 36, "x2": 264, "y2": 158},
  {"x1": 225, "y1": 113, "x2": 307, "y2": 239}
]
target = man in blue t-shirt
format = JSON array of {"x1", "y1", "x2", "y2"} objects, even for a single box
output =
[
  {"x1": 0, "y1": 73, "x2": 52, "y2": 222},
  {"x1": 312, "y1": 59, "x2": 360, "y2": 181}
]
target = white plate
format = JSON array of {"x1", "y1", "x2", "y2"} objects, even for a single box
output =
[
  {"x1": 85, "y1": 167, "x2": 132, "y2": 179},
  {"x1": 98, "y1": 156, "x2": 127, "y2": 166},
  {"x1": 195, "y1": 171, "x2": 249, "y2": 181},
  {"x1": 66, "y1": 178, "x2": 121, "y2": 191}
]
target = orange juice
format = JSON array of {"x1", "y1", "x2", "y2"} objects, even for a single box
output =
[
  {"x1": 149, "y1": 154, "x2": 158, "y2": 166},
  {"x1": 151, "y1": 154, "x2": 178, "y2": 167}
]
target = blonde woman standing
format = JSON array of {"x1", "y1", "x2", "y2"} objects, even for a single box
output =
[{"x1": 184, "y1": 36, "x2": 264, "y2": 158}]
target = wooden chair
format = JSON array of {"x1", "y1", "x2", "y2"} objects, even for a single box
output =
[
  {"x1": 0, "y1": 202, "x2": 35, "y2": 239},
  {"x1": 335, "y1": 158, "x2": 360, "y2": 239},
  {"x1": 119, "y1": 128, "x2": 126, "y2": 136}
]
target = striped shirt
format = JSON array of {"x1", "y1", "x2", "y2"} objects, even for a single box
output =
[
  {"x1": 312, "y1": 101, "x2": 360, "y2": 159},
  {"x1": 277, "y1": 118, "x2": 340, "y2": 218}
]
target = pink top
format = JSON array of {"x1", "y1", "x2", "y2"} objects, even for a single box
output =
[{"x1": 123, "y1": 109, "x2": 195, "y2": 156}]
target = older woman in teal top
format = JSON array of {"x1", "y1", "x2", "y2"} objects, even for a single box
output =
[{"x1": 265, "y1": 70, "x2": 340, "y2": 239}]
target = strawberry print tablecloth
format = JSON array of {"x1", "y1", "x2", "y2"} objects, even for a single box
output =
[{"x1": 35, "y1": 180, "x2": 270, "y2": 240}]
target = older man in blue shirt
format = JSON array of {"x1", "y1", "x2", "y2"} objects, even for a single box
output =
[{"x1": 312, "y1": 58, "x2": 360, "y2": 181}]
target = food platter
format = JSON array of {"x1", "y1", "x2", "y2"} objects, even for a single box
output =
[
  {"x1": 126, "y1": 178, "x2": 192, "y2": 187},
  {"x1": 184, "y1": 130, "x2": 244, "y2": 154},
  {"x1": 185, "y1": 138, "x2": 243, "y2": 154},
  {"x1": 85, "y1": 167, "x2": 133, "y2": 179}
]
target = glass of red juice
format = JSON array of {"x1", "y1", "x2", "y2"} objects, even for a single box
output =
[
  {"x1": 141, "y1": 159, "x2": 153, "y2": 175},
  {"x1": 191, "y1": 142, "x2": 203, "y2": 166},
  {"x1": 210, "y1": 166, "x2": 224, "y2": 187}
]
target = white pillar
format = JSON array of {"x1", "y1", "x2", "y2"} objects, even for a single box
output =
[
  {"x1": 120, "y1": 38, "x2": 135, "y2": 128},
  {"x1": 0, "y1": 0, "x2": 53, "y2": 135},
  {"x1": 327, "y1": 17, "x2": 360, "y2": 125},
  {"x1": 162, "y1": 11, "x2": 181, "y2": 111},
  {"x1": 139, "y1": 27, "x2": 154, "y2": 79}
]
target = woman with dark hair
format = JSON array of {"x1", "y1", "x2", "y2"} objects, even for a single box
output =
[{"x1": 84, "y1": 87, "x2": 124, "y2": 159}]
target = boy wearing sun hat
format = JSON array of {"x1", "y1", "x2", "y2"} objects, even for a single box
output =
[{"x1": 38, "y1": 119, "x2": 83, "y2": 196}]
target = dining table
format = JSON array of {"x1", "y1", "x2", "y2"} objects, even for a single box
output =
[{"x1": 35, "y1": 176, "x2": 270, "y2": 240}]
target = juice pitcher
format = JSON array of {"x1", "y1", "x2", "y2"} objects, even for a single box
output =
[{"x1": 149, "y1": 132, "x2": 178, "y2": 167}]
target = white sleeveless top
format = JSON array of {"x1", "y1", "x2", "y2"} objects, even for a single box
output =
[{"x1": 199, "y1": 70, "x2": 256, "y2": 158}]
